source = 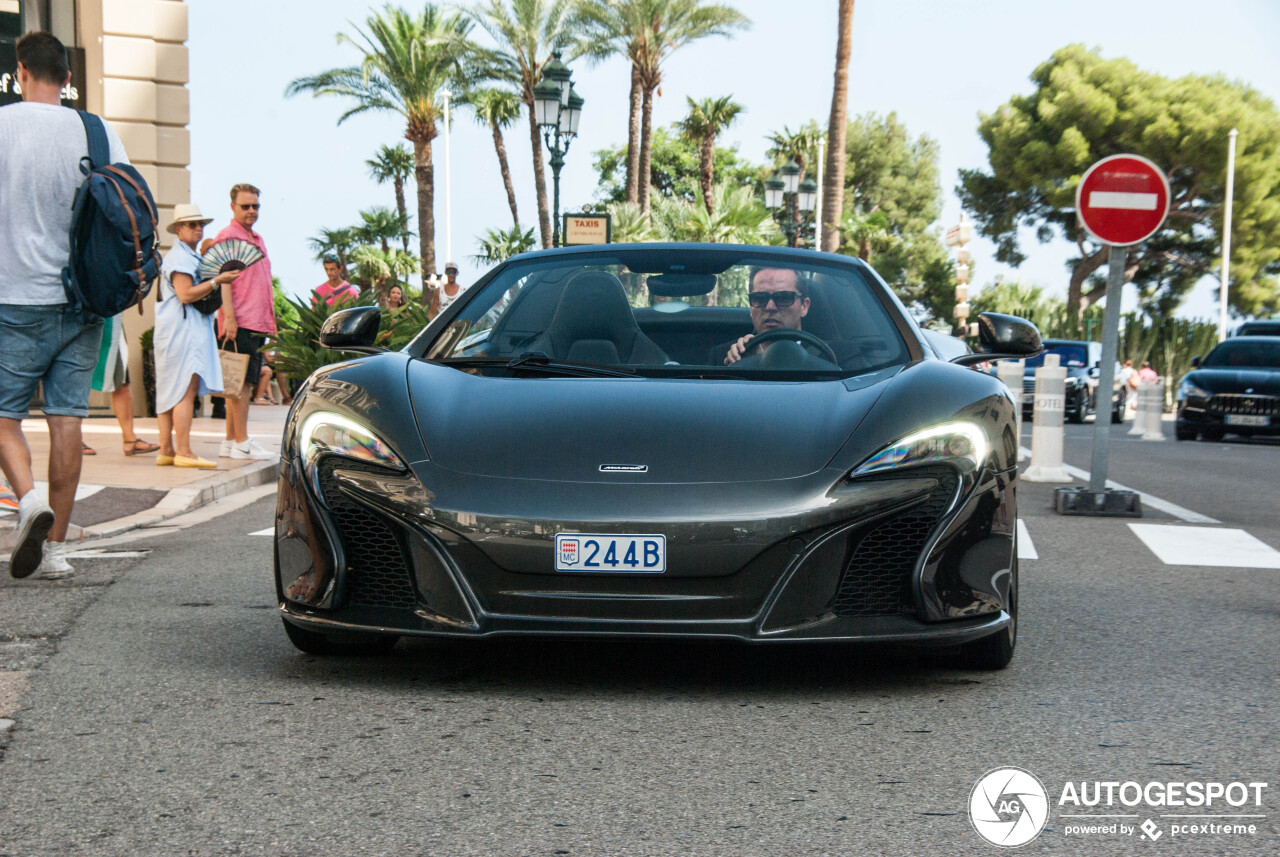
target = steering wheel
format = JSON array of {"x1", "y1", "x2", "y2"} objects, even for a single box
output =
[{"x1": 739, "y1": 328, "x2": 839, "y2": 365}]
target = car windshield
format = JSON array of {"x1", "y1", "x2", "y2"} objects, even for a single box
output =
[
  {"x1": 1201, "y1": 340, "x2": 1280, "y2": 368},
  {"x1": 1025, "y1": 343, "x2": 1089, "y2": 369},
  {"x1": 423, "y1": 250, "x2": 910, "y2": 380}
]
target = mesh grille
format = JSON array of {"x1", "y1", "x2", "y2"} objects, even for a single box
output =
[
  {"x1": 832, "y1": 469, "x2": 959, "y2": 617},
  {"x1": 318, "y1": 459, "x2": 417, "y2": 610},
  {"x1": 1208, "y1": 394, "x2": 1280, "y2": 416}
]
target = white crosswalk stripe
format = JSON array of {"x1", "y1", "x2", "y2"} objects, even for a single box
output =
[{"x1": 1128, "y1": 524, "x2": 1280, "y2": 569}]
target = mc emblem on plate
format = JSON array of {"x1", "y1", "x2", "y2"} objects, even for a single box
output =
[{"x1": 559, "y1": 538, "x2": 580, "y2": 566}]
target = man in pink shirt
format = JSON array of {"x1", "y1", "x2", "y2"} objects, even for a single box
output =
[
  {"x1": 213, "y1": 183, "x2": 276, "y2": 460},
  {"x1": 312, "y1": 254, "x2": 359, "y2": 306}
]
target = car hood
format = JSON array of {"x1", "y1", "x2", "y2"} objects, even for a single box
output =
[
  {"x1": 1185, "y1": 367, "x2": 1280, "y2": 393},
  {"x1": 407, "y1": 361, "x2": 890, "y2": 483}
]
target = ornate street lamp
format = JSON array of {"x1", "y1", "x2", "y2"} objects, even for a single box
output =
[
  {"x1": 535, "y1": 52, "x2": 585, "y2": 247},
  {"x1": 765, "y1": 161, "x2": 818, "y2": 247}
]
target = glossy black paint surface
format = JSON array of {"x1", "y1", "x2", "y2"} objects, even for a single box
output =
[
  {"x1": 319, "y1": 305, "x2": 383, "y2": 352},
  {"x1": 277, "y1": 246, "x2": 1023, "y2": 649},
  {"x1": 1175, "y1": 337, "x2": 1280, "y2": 438}
]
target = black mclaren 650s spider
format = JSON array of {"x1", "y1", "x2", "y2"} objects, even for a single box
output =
[{"x1": 274, "y1": 244, "x2": 1041, "y2": 669}]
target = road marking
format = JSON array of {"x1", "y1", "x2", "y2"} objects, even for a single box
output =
[
  {"x1": 66, "y1": 549, "x2": 152, "y2": 559},
  {"x1": 1089, "y1": 191, "x2": 1158, "y2": 210},
  {"x1": 1016, "y1": 519, "x2": 1038, "y2": 560},
  {"x1": 1128, "y1": 524, "x2": 1280, "y2": 569},
  {"x1": 249, "y1": 527, "x2": 274, "y2": 536},
  {"x1": 1019, "y1": 447, "x2": 1220, "y2": 524}
]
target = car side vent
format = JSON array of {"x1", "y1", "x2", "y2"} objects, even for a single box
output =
[
  {"x1": 833, "y1": 468, "x2": 959, "y2": 617},
  {"x1": 318, "y1": 459, "x2": 417, "y2": 611}
]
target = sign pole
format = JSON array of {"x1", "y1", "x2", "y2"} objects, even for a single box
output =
[{"x1": 1088, "y1": 244, "x2": 1128, "y2": 493}]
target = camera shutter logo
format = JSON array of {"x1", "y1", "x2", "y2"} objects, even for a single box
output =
[{"x1": 969, "y1": 767, "x2": 1050, "y2": 847}]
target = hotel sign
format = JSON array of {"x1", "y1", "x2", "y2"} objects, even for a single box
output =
[{"x1": 0, "y1": 42, "x2": 86, "y2": 109}]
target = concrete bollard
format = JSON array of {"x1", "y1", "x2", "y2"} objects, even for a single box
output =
[
  {"x1": 1023, "y1": 354, "x2": 1073, "y2": 482},
  {"x1": 1142, "y1": 379, "x2": 1165, "y2": 441},
  {"x1": 1128, "y1": 380, "x2": 1148, "y2": 436},
  {"x1": 996, "y1": 359, "x2": 1026, "y2": 458}
]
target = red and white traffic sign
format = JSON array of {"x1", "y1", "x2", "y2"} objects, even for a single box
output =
[{"x1": 1075, "y1": 154, "x2": 1171, "y2": 246}]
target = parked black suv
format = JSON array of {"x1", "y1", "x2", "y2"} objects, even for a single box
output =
[
  {"x1": 1176, "y1": 336, "x2": 1280, "y2": 441},
  {"x1": 1015, "y1": 339, "x2": 1126, "y2": 424},
  {"x1": 1234, "y1": 320, "x2": 1280, "y2": 337}
]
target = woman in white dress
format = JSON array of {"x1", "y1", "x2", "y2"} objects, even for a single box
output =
[{"x1": 154, "y1": 204, "x2": 241, "y2": 468}]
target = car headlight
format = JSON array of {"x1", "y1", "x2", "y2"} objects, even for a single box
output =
[
  {"x1": 851, "y1": 421, "x2": 990, "y2": 477},
  {"x1": 299, "y1": 411, "x2": 405, "y2": 472},
  {"x1": 1177, "y1": 379, "x2": 1211, "y2": 401}
]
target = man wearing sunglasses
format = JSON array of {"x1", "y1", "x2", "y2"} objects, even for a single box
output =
[
  {"x1": 211, "y1": 183, "x2": 276, "y2": 460},
  {"x1": 722, "y1": 267, "x2": 811, "y2": 364}
]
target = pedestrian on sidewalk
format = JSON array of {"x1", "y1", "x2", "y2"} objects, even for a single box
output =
[
  {"x1": 212, "y1": 183, "x2": 276, "y2": 461},
  {"x1": 311, "y1": 253, "x2": 358, "y2": 307},
  {"x1": 0, "y1": 32, "x2": 128, "y2": 579},
  {"x1": 386, "y1": 284, "x2": 408, "y2": 310},
  {"x1": 90, "y1": 313, "x2": 161, "y2": 457},
  {"x1": 1138, "y1": 360, "x2": 1158, "y2": 384},
  {"x1": 154, "y1": 204, "x2": 241, "y2": 469},
  {"x1": 429, "y1": 262, "x2": 465, "y2": 317}
]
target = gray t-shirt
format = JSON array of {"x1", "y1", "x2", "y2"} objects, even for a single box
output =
[{"x1": 0, "y1": 102, "x2": 130, "y2": 305}]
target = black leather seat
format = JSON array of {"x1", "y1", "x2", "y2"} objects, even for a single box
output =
[{"x1": 527, "y1": 271, "x2": 670, "y2": 364}]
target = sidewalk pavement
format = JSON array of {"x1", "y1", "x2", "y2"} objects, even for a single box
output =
[{"x1": 1, "y1": 402, "x2": 287, "y2": 556}]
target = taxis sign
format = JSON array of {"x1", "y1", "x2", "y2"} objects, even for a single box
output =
[{"x1": 562, "y1": 212, "x2": 611, "y2": 245}]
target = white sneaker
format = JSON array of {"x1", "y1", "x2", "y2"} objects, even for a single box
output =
[
  {"x1": 230, "y1": 439, "x2": 275, "y2": 460},
  {"x1": 10, "y1": 494, "x2": 55, "y2": 579},
  {"x1": 34, "y1": 540, "x2": 73, "y2": 580},
  {"x1": 219, "y1": 439, "x2": 234, "y2": 458}
]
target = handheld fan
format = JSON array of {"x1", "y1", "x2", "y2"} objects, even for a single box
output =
[{"x1": 198, "y1": 239, "x2": 264, "y2": 282}]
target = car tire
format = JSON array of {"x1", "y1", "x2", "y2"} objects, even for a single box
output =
[
  {"x1": 1111, "y1": 390, "x2": 1126, "y2": 423},
  {"x1": 1175, "y1": 423, "x2": 1198, "y2": 441},
  {"x1": 952, "y1": 559, "x2": 1017, "y2": 670},
  {"x1": 282, "y1": 617, "x2": 399, "y2": 656}
]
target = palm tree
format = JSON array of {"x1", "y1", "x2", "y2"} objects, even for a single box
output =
[
  {"x1": 470, "y1": 0, "x2": 580, "y2": 249},
  {"x1": 366, "y1": 143, "x2": 416, "y2": 252},
  {"x1": 287, "y1": 3, "x2": 494, "y2": 304},
  {"x1": 604, "y1": 201, "x2": 659, "y2": 242},
  {"x1": 821, "y1": 0, "x2": 854, "y2": 252},
  {"x1": 464, "y1": 86, "x2": 525, "y2": 228},
  {"x1": 308, "y1": 227, "x2": 359, "y2": 268},
  {"x1": 473, "y1": 224, "x2": 537, "y2": 264},
  {"x1": 353, "y1": 206, "x2": 413, "y2": 255},
  {"x1": 676, "y1": 95, "x2": 742, "y2": 215},
  {"x1": 349, "y1": 245, "x2": 420, "y2": 305},
  {"x1": 839, "y1": 209, "x2": 896, "y2": 262}
]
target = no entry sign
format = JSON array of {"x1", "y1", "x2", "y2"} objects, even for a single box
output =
[{"x1": 1075, "y1": 154, "x2": 1170, "y2": 246}]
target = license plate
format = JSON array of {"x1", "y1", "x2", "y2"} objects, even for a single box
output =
[
  {"x1": 555, "y1": 534, "x2": 666, "y2": 572},
  {"x1": 1225, "y1": 414, "x2": 1269, "y2": 426}
]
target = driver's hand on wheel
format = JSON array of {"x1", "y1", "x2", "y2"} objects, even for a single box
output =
[{"x1": 725, "y1": 333, "x2": 756, "y2": 365}]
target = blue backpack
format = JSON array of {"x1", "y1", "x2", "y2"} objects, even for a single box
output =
[{"x1": 61, "y1": 111, "x2": 162, "y2": 317}]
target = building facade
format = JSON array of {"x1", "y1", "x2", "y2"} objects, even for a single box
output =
[{"x1": 2, "y1": 0, "x2": 189, "y2": 414}]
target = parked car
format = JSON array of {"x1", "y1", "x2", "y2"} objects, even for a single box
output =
[
  {"x1": 1175, "y1": 336, "x2": 1280, "y2": 441},
  {"x1": 1234, "y1": 320, "x2": 1280, "y2": 337},
  {"x1": 1011, "y1": 340, "x2": 1126, "y2": 424},
  {"x1": 273, "y1": 244, "x2": 1042, "y2": 669}
]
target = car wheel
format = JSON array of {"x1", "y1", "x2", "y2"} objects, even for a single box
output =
[
  {"x1": 1065, "y1": 404, "x2": 1085, "y2": 424},
  {"x1": 1175, "y1": 423, "x2": 1198, "y2": 441},
  {"x1": 282, "y1": 617, "x2": 399, "y2": 656},
  {"x1": 952, "y1": 559, "x2": 1017, "y2": 670},
  {"x1": 1111, "y1": 391, "x2": 1126, "y2": 423}
]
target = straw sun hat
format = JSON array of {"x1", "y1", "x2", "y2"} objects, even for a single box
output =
[{"x1": 167, "y1": 203, "x2": 214, "y2": 234}]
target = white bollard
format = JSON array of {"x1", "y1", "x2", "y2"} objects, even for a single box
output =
[
  {"x1": 1023, "y1": 354, "x2": 1073, "y2": 482},
  {"x1": 1142, "y1": 379, "x2": 1165, "y2": 441},
  {"x1": 996, "y1": 359, "x2": 1026, "y2": 458},
  {"x1": 1128, "y1": 380, "x2": 1148, "y2": 436}
]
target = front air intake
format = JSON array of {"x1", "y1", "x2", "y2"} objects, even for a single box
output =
[
  {"x1": 832, "y1": 468, "x2": 959, "y2": 617},
  {"x1": 318, "y1": 459, "x2": 417, "y2": 610}
]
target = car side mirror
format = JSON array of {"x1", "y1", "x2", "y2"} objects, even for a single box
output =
[
  {"x1": 1190, "y1": 355, "x2": 1201, "y2": 368},
  {"x1": 319, "y1": 305, "x2": 385, "y2": 354},
  {"x1": 951, "y1": 312, "x2": 1043, "y2": 366}
]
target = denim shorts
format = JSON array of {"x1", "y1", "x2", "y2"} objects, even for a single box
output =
[{"x1": 0, "y1": 303, "x2": 105, "y2": 419}]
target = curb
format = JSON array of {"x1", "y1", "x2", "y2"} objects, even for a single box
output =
[{"x1": 75, "y1": 459, "x2": 279, "y2": 540}]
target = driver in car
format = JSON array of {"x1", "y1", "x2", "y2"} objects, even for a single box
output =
[{"x1": 722, "y1": 267, "x2": 810, "y2": 364}]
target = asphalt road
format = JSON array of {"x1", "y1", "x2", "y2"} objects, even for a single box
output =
[{"x1": 1, "y1": 426, "x2": 1277, "y2": 856}]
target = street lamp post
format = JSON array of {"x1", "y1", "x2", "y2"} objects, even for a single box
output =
[
  {"x1": 534, "y1": 52, "x2": 584, "y2": 247},
  {"x1": 764, "y1": 159, "x2": 817, "y2": 247}
]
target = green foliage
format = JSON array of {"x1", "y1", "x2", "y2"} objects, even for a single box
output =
[
  {"x1": 139, "y1": 326, "x2": 153, "y2": 352},
  {"x1": 959, "y1": 44, "x2": 1280, "y2": 317},
  {"x1": 593, "y1": 127, "x2": 764, "y2": 207},
  {"x1": 272, "y1": 277, "x2": 300, "y2": 331},
  {"x1": 270, "y1": 292, "x2": 432, "y2": 381},
  {"x1": 473, "y1": 224, "x2": 537, "y2": 264}
]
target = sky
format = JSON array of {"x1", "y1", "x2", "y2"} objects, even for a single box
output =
[{"x1": 188, "y1": 0, "x2": 1280, "y2": 320}]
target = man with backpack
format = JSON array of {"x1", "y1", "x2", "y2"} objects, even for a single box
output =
[{"x1": 0, "y1": 31, "x2": 131, "y2": 580}]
